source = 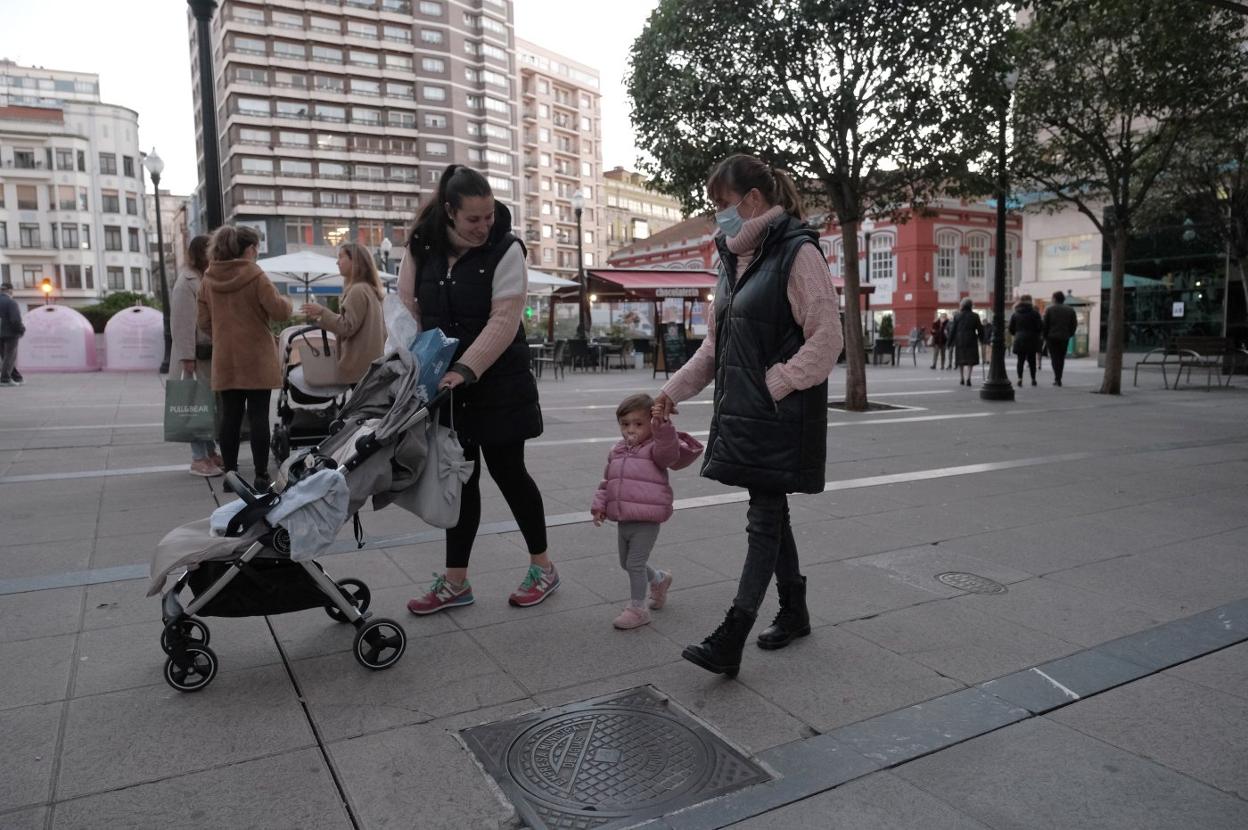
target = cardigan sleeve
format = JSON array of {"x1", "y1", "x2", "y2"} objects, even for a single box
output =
[
  {"x1": 317, "y1": 285, "x2": 368, "y2": 339},
  {"x1": 450, "y1": 243, "x2": 527, "y2": 382},
  {"x1": 258, "y1": 276, "x2": 293, "y2": 323},
  {"x1": 763, "y1": 243, "x2": 843, "y2": 401}
]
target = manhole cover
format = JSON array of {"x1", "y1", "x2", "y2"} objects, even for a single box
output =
[
  {"x1": 936, "y1": 571, "x2": 1008, "y2": 594},
  {"x1": 461, "y1": 685, "x2": 770, "y2": 830}
]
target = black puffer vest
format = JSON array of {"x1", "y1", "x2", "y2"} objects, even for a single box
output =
[
  {"x1": 408, "y1": 203, "x2": 542, "y2": 446},
  {"x1": 701, "y1": 213, "x2": 828, "y2": 494}
]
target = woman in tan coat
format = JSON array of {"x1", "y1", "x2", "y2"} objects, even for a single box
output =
[
  {"x1": 169, "y1": 234, "x2": 222, "y2": 477},
  {"x1": 300, "y1": 242, "x2": 385, "y2": 386},
  {"x1": 196, "y1": 225, "x2": 292, "y2": 490}
]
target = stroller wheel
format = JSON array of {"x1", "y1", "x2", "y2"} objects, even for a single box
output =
[
  {"x1": 352, "y1": 618, "x2": 406, "y2": 670},
  {"x1": 325, "y1": 578, "x2": 371, "y2": 623},
  {"x1": 163, "y1": 645, "x2": 219, "y2": 692},
  {"x1": 160, "y1": 618, "x2": 210, "y2": 655},
  {"x1": 272, "y1": 425, "x2": 291, "y2": 462}
]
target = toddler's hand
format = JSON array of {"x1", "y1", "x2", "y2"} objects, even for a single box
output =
[
  {"x1": 652, "y1": 392, "x2": 678, "y2": 422},
  {"x1": 591, "y1": 509, "x2": 606, "y2": 527}
]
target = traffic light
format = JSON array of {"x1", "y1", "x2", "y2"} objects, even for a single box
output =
[{"x1": 524, "y1": 305, "x2": 533, "y2": 319}]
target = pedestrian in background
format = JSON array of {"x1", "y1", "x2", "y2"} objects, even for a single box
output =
[
  {"x1": 197, "y1": 225, "x2": 292, "y2": 491},
  {"x1": 299, "y1": 242, "x2": 385, "y2": 387},
  {"x1": 0, "y1": 282, "x2": 25, "y2": 387},
  {"x1": 170, "y1": 234, "x2": 222, "y2": 476},
  {"x1": 1043, "y1": 290, "x2": 1078, "y2": 387},
  {"x1": 949, "y1": 297, "x2": 983, "y2": 386},
  {"x1": 1008, "y1": 293, "x2": 1044, "y2": 387},
  {"x1": 929, "y1": 313, "x2": 949, "y2": 370}
]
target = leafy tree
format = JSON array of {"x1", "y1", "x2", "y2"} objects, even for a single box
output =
[
  {"x1": 1011, "y1": 0, "x2": 1247, "y2": 393},
  {"x1": 627, "y1": 0, "x2": 1011, "y2": 410}
]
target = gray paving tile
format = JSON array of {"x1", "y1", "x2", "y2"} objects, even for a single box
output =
[
  {"x1": 1170, "y1": 641, "x2": 1248, "y2": 701},
  {"x1": 432, "y1": 565, "x2": 611, "y2": 631},
  {"x1": 50, "y1": 748, "x2": 352, "y2": 830},
  {"x1": 0, "y1": 539, "x2": 94, "y2": 582},
  {"x1": 1051, "y1": 673, "x2": 1248, "y2": 798},
  {"x1": 844, "y1": 599, "x2": 1079, "y2": 684},
  {"x1": 80, "y1": 579, "x2": 155, "y2": 631},
  {"x1": 729, "y1": 771, "x2": 992, "y2": 830},
  {"x1": 56, "y1": 665, "x2": 314, "y2": 799},
  {"x1": 734, "y1": 626, "x2": 962, "y2": 733},
  {"x1": 291, "y1": 629, "x2": 528, "y2": 742},
  {"x1": 0, "y1": 587, "x2": 84, "y2": 642},
  {"x1": 0, "y1": 806, "x2": 48, "y2": 829},
  {"x1": 0, "y1": 634, "x2": 74, "y2": 710},
  {"x1": 849, "y1": 544, "x2": 1035, "y2": 598},
  {"x1": 553, "y1": 549, "x2": 730, "y2": 604},
  {"x1": 0, "y1": 702, "x2": 61, "y2": 812},
  {"x1": 895, "y1": 718, "x2": 1248, "y2": 830},
  {"x1": 797, "y1": 560, "x2": 942, "y2": 625},
  {"x1": 831, "y1": 687, "x2": 1028, "y2": 765},
  {"x1": 981, "y1": 649, "x2": 1152, "y2": 714},
  {"x1": 1097, "y1": 601, "x2": 1248, "y2": 671}
]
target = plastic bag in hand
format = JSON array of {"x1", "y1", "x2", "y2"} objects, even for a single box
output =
[{"x1": 383, "y1": 293, "x2": 421, "y2": 353}]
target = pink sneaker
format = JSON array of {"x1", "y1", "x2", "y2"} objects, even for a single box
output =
[
  {"x1": 189, "y1": 459, "x2": 223, "y2": 478},
  {"x1": 613, "y1": 605, "x2": 652, "y2": 629},
  {"x1": 508, "y1": 564, "x2": 560, "y2": 607},
  {"x1": 648, "y1": 571, "x2": 673, "y2": 610},
  {"x1": 407, "y1": 574, "x2": 474, "y2": 615}
]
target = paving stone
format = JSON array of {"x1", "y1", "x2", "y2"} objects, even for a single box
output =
[
  {"x1": 552, "y1": 548, "x2": 730, "y2": 604},
  {"x1": 831, "y1": 687, "x2": 1028, "y2": 765},
  {"x1": 0, "y1": 539, "x2": 95, "y2": 582},
  {"x1": 735, "y1": 626, "x2": 962, "y2": 733},
  {"x1": 1051, "y1": 673, "x2": 1248, "y2": 798},
  {"x1": 0, "y1": 634, "x2": 75, "y2": 710},
  {"x1": 799, "y1": 560, "x2": 942, "y2": 624},
  {"x1": 50, "y1": 748, "x2": 352, "y2": 830},
  {"x1": 80, "y1": 579, "x2": 156, "y2": 631},
  {"x1": 1096, "y1": 601, "x2": 1248, "y2": 671},
  {"x1": 0, "y1": 702, "x2": 62, "y2": 812},
  {"x1": 849, "y1": 544, "x2": 1035, "y2": 597},
  {"x1": 87, "y1": 530, "x2": 165, "y2": 570},
  {"x1": 0, "y1": 587, "x2": 84, "y2": 642},
  {"x1": 426, "y1": 565, "x2": 608, "y2": 630},
  {"x1": 56, "y1": 665, "x2": 315, "y2": 799},
  {"x1": 981, "y1": 649, "x2": 1151, "y2": 714},
  {"x1": 895, "y1": 718, "x2": 1248, "y2": 830},
  {"x1": 729, "y1": 771, "x2": 992, "y2": 830},
  {"x1": 0, "y1": 806, "x2": 48, "y2": 829},
  {"x1": 1170, "y1": 642, "x2": 1248, "y2": 701},
  {"x1": 291, "y1": 629, "x2": 528, "y2": 742},
  {"x1": 844, "y1": 599, "x2": 1079, "y2": 684},
  {"x1": 643, "y1": 580, "x2": 793, "y2": 652}
]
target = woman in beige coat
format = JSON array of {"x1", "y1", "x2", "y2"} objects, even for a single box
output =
[
  {"x1": 300, "y1": 242, "x2": 385, "y2": 386},
  {"x1": 169, "y1": 234, "x2": 222, "y2": 477},
  {"x1": 196, "y1": 225, "x2": 292, "y2": 490}
]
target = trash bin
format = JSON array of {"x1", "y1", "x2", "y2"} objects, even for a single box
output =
[
  {"x1": 104, "y1": 306, "x2": 164, "y2": 371},
  {"x1": 19, "y1": 305, "x2": 101, "y2": 372}
]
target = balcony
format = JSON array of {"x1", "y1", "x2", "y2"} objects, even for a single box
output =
[{"x1": 2, "y1": 159, "x2": 53, "y2": 178}]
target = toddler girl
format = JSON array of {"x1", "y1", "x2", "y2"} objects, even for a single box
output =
[{"x1": 591, "y1": 393, "x2": 703, "y2": 629}]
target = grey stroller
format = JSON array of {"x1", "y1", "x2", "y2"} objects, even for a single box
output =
[{"x1": 148, "y1": 349, "x2": 445, "y2": 692}]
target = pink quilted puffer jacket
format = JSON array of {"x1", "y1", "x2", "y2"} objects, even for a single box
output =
[{"x1": 591, "y1": 419, "x2": 705, "y2": 524}]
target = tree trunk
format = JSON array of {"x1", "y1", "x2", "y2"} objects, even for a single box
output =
[
  {"x1": 840, "y1": 221, "x2": 868, "y2": 410},
  {"x1": 1098, "y1": 227, "x2": 1129, "y2": 394}
]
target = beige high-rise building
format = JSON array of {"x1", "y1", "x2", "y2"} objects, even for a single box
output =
[
  {"x1": 516, "y1": 39, "x2": 604, "y2": 281},
  {"x1": 602, "y1": 166, "x2": 683, "y2": 260},
  {"x1": 189, "y1": 0, "x2": 521, "y2": 265}
]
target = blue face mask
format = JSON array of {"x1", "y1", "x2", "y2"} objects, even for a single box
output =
[{"x1": 714, "y1": 199, "x2": 745, "y2": 238}]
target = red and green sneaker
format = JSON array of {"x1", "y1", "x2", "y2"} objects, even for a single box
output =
[
  {"x1": 508, "y1": 564, "x2": 560, "y2": 607},
  {"x1": 407, "y1": 574, "x2": 474, "y2": 615}
]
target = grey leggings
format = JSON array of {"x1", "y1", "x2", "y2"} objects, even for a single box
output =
[{"x1": 618, "y1": 521, "x2": 661, "y2": 604}]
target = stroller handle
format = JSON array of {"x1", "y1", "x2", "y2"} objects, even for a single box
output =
[{"x1": 224, "y1": 472, "x2": 262, "y2": 507}]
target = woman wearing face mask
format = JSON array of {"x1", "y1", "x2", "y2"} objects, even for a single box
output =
[
  {"x1": 652, "y1": 154, "x2": 844, "y2": 678},
  {"x1": 398, "y1": 165, "x2": 556, "y2": 615}
]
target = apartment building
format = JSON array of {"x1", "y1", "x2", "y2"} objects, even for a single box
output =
[
  {"x1": 0, "y1": 61, "x2": 153, "y2": 308},
  {"x1": 602, "y1": 166, "x2": 683, "y2": 259},
  {"x1": 190, "y1": 0, "x2": 521, "y2": 260},
  {"x1": 516, "y1": 38, "x2": 605, "y2": 281}
]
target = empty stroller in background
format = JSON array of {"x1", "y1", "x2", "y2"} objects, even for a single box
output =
[
  {"x1": 271, "y1": 325, "x2": 349, "y2": 463},
  {"x1": 148, "y1": 349, "x2": 443, "y2": 692}
]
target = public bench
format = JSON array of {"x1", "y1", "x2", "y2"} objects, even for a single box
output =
[{"x1": 1133, "y1": 337, "x2": 1247, "y2": 390}]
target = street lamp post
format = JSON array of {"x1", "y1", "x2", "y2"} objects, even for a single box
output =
[
  {"x1": 143, "y1": 149, "x2": 173, "y2": 375},
  {"x1": 980, "y1": 70, "x2": 1019, "y2": 403},
  {"x1": 571, "y1": 191, "x2": 589, "y2": 338},
  {"x1": 187, "y1": 0, "x2": 224, "y2": 230},
  {"x1": 380, "y1": 236, "x2": 392, "y2": 274}
]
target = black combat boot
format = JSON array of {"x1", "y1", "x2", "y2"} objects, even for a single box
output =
[
  {"x1": 756, "y1": 576, "x2": 811, "y2": 650},
  {"x1": 682, "y1": 605, "x2": 756, "y2": 678}
]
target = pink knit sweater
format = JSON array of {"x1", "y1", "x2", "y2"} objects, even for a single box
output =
[{"x1": 662, "y1": 206, "x2": 843, "y2": 403}]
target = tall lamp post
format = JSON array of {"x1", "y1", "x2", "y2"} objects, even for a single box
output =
[
  {"x1": 571, "y1": 191, "x2": 589, "y2": 338},
  {"x1": 380, "y1": 236, "x2": 392, "y2": 274},
  {"x1": 143, "y1": 149, "x2": 173, "y2": 375},
  {"x1": 187, "y1": 0, "x2": 223, "y2": 230},
  {"x1": 980, "y1": 70, "x2": 1019, "y2": 402}
]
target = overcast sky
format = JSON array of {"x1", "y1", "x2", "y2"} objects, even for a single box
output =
[{"x1": 0, "y1": 0, "x2": 658, "y2": 196}]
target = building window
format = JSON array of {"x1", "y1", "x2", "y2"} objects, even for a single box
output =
[
  {"x1": 273, "y1": 41, "x2": 305, "y2": 60},
  {"x1": 122, "y1": 156, "x2": 135, "y2": 177},
  {"x1": 125, "y1": 195, "x2": 138, "y2": 215},
  {"x1": 233, "y1": 36, "x2": 266, "y2": 55},
  {"x1": 286, "y1": 217, "x2": 315, "y2": 246},
  {"x1": 101, "y1": 191, "x2": 120, "y2": 213},
  {"x1": 314, "y1": 75, "x2": 345, "y2": 93},
  {"x1": 386, "y1": 54, "x2": 413, "y2": 71},
  {"x1": 77, "y1": 150, "x2": 86, "y2": 172},
  {"x1": 81, "y1": 224, "x2": 91, "y2": 249},
  {"x1": 16, "y1": 185, "x2": 38, "y2": 210},
  {"x1": 240, "y1": 127, "x2": 270, "y2": 144},
  {"x1": 131, "y1": 268, "x2": 144, "y2": 291},
  {"x1": 936, "y1": 229, "x2": 960, "y2": 289},
  {"x1": 277, "y1": 130, "x2": 308, "y2": 147},
  {"x1": 419, "y1": 1, "x2": 442, "y2": 14},
  {"x1": 421, "y1": 57, "x2": 445, "y2": 73},
  {"x1": 63, "y1": 265, "x2": 83, "y2": 289},
  {"x1": 128, "y1": 227, "x2": 141, "y2": 252},
  {"x1": 241, "y1": 157, "x2": 275, "y2": 174},
  {"x1": 357, "y1": 220, "x2": 384, "y2": 246},
  {"x1": 355, "y1": 164, "x2": 385, "y2": 181},
  {"x1": 280, "y1": 159, "x2": 313, "y2": 176},
  {"x1": 55, "y1": 148, "x2": 74, "y2": 170},
  {"x1": 104, "y1": 226, "x2": 122, "y2": 251},
  {"x1": 309, "y1": 15, "x2": 338, "y2": 32},
  {"x1": 967, "y1": 233, "x2": 988, "y2": 287},
  {"x1": 869, "y1": 234, "x2": 895, "y2": 285},
  {"x1": 425, "y1": 141, "x2": 448, "y2": 157},
  {"x1": 320, "y1": 161, "x2": 348, "y2": 179},
  {"x1": 424, "y1": 113, "x2": 447, "y2": 129},
  {"x1": 542, "y1": 247, "x2": 552, "y2": 263},
  {"x1": 107, "y1": 266, "x2": 126, "y2": 290},
  {"x1": 0, "y1": 222, "x2": 8, "y2": 248},
  {"x1": 347, "y1": 20, "x2": 377, "y2": 39},
  {"x1": 384, "y1": 24, "x2": 412, "y2": 42},
  {"x1": 237, "y1": 97, "x2": 270, "y2": 116},
  {"x1": 422, "y1": 85, "x2": 446, "y2": 102},
  {"x1": 1005, "y1": 235, "x2": 1020, "y2": 297},
  {"x1": 19, "y1": 223, "x2": 41, "y2": 248},
  {"x1": 541, "y1": 224, "x2": 552, "y2": 239},
  {"x1": 352, "y1": 79, "x2": 381, "y2": 97},
  {"x1": 352, "y1": 107, "x2": 381, "y2": 125},
  {"x1": 386, "y1": 82, "x2": 414, "y2": 99},
  {"x1": 581, "y1": 161, "x2": 593, "y2": 177},
  {"x1": 388, "y1": 111, "x2": 417, "y2": 128},
  {"x1": 314, "y1": 104, "x2": 346, "y2": 122},
  {"x1": 349, "y1": 50, "x2": 379, "y2": 68},
  {"x1": 484, "y1": 97, "x2": 509, "y2": 115},
  {"x1": 242, "y1": 187, "x2": 275, "y2": 203},
  {"x1": 311, "y1": 45, "x2": 343, "y2": 64},
  {"x1": 420, "y1": 29, "x2": 443, "y2": 44},
  {"x1": 283, "y1": 189, "x2": 314, "y2": 205}
]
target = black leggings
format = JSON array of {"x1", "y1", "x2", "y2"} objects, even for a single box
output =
[
  {"x1": 218, "y1": 389, "x2": 271, "y2": 475},
  {"x1": 447, "y1": 440, "x2": 547, "y2": 568},
  {"x1": 733, "y1": 489, "x2": 802, "y2": 615},
  {"x1": 1016, "y1": 352, "x2": 1037, "y2": 382}
]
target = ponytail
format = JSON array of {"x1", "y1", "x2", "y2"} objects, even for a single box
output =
[
  {"x1": 410, "y1": 164, "x2": 493, "y2": 253},
  {"x1": 706, "y1": 154, "x2": 805, "y2": 220},
  {"x1": 209, "y1": 224, "x2": 260, "y2": 262}
]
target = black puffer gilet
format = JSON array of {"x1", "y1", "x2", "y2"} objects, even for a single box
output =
[
  {"x1": 408, "y1": 203, "x2": 541, "y2": 446},
  {"x1": 702, "y1": 213, "x2": 828, "y2": 495}
]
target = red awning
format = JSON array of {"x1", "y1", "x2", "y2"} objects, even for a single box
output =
[{"x1": 584, "y1": 269, "x2": 717, "y2": 301}]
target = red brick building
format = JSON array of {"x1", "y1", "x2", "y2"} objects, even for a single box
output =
[{"x1": 607, "y1": 200, "x2": 1023, "y2": 336}]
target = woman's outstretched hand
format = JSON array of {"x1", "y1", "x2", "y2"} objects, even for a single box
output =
[
  {"x1": 300, "y1": 303, "x2": 323, "y2": 320},
  {"x1": 438, "y1": 370, "x2": 466, "y2": 390},
  {"x1": 652, "y1": 392, "x2": 677, "y2": 422}
]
